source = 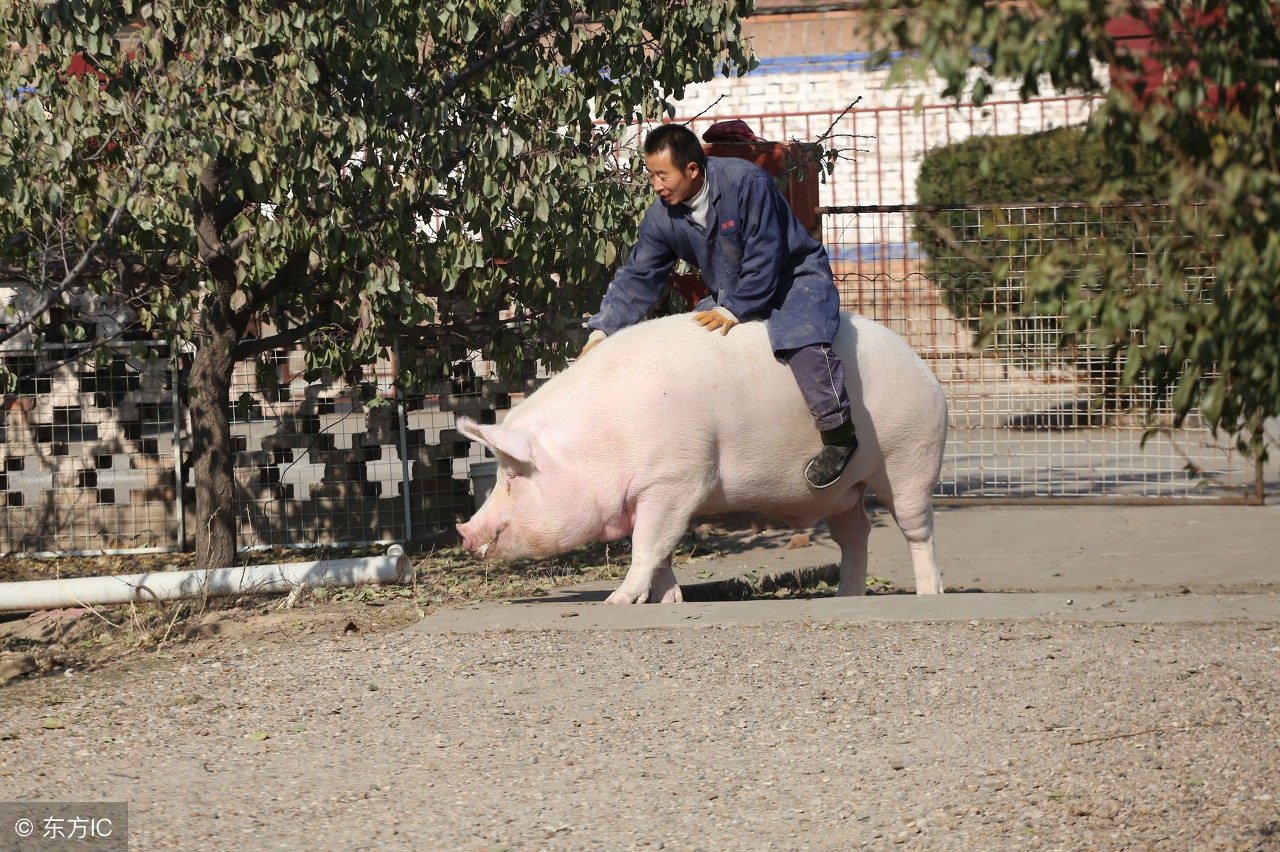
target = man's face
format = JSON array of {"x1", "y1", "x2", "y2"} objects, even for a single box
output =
[{"x1": 644, "y1": 150, "x2": 703, "y2": 207}]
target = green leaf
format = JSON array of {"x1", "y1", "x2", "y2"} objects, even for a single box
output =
[{"x1": 0, "y1": 0, "x2": 767, "y2": 568}]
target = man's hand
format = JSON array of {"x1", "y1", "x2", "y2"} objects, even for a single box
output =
[{"x1": 693, "y1": 308, "x2": 739, "y2": 335}]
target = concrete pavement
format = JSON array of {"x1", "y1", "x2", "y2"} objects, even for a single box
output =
[{"x1": 411, "y1": 504, "x2": 1280, "y2": 633}]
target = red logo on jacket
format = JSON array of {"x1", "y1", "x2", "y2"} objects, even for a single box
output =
[{"x1": 721, "y1": 220, "x2": 736, "y2": 230}]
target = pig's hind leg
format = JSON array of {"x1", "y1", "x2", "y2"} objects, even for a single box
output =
[
  {"x1": 870, "y1": 471, "x2": 943, "y2": 594},
  {"x1": 605, "y1": 489, "x2": 694, "y2": 604}
]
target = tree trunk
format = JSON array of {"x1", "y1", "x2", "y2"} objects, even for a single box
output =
[
  {"x1": 188, "y1": 318, "x2": 238, "y2": 573},
  {"x1": 188, "y1": 158, "x2": 248, "y2": 574}
]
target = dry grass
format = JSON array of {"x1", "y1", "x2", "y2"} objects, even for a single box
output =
[
  {"x1": 0, "y1": 540, "x2": 620, "y2": 681},
  {"x1": 0, "y1": 535, "x2": 731, "y2": 689}
]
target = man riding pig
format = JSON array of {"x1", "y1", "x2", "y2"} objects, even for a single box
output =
[{"x1": 581, "y1": 123, "x2": 858, "y2": 489}]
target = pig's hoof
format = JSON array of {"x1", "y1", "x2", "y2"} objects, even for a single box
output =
[
  {"x1": 655, "y1": 585, "x2": 684, "y2": 604},
  {"x1": 605, "y1": 587, "x2": 647, "y2": 605}
]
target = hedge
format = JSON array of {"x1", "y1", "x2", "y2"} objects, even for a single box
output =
[{"x1": 913, "y1": 127, "x2": 1169, "y2": 376}]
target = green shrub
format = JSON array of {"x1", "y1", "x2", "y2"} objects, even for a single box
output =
[
  {"x1": 916, "y1": 126, "x2": 1166, "y2": 207},
  {"x1": 914, "y1": 127, "x2": 1169, "y2": 374}
]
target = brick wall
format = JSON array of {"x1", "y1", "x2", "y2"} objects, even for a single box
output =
[
  {"x1": 675, "y1": 61, "x2": 1100, "y2": 210},
  {"x1": 667, "y1": 2, "x2": 1105, "y2": 211}
]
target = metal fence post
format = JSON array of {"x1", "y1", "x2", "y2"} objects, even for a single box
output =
[
  {"x1": 394, "y1": 342, "x2": 413, "y2": 542},
  {"x1": 171, "y1": 342, "x2": 186, "y2": 550}
]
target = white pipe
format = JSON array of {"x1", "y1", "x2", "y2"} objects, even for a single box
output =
[{"x1": 0, "y1": 546, "x2": 412, "y2": 613}]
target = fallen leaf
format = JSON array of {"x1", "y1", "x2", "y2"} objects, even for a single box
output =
[
  {"x1": 245, "y1": 732, "x2": 269, "y2": 741},
  {"x1": 42, "y1": 717, "x2": 64, "y2": 730}
]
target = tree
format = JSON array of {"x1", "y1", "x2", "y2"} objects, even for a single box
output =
[
  {"x1": 0, "y1": 0, "x2": 756, "y2": 570},
  {"x1": 861, "y1": 0, "x2": 1280, "y2": 462}
]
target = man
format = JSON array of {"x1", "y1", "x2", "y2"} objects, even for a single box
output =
[{"x1": 581, "y1": 123, "x2": 857, "y2": 488}]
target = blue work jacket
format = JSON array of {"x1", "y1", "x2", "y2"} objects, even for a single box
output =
[{"x1": 587, "y1": 156, "x2": 840, "y2": 353}]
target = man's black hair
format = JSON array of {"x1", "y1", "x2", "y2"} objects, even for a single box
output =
[{"x1": 644, "y1": 124, "x2": 707, "y2": 171}]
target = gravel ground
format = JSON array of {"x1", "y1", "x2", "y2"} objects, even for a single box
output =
[{"x1": 1, "y1": 618, "x2": 1278, "y2": 851}]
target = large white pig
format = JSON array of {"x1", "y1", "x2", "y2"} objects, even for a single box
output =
[{"x1": 455, "y1": 311, "x2": 947, "y2": 604}]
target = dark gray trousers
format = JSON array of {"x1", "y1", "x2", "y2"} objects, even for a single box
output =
[{"x1": 778, "y1": 343, "x2": 852, "y2": 432}]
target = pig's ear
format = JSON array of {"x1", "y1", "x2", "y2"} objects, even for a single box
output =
[{"x1": 456, "y1": 418, "x2": 536, "y2": 474}]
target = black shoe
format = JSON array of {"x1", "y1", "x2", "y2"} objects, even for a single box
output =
[{"x1": 804, "y1": 431, "x2": 858, "y2": 489}]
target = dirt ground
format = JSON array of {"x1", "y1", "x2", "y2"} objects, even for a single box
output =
[
  {"x1": 0, "y1": 506, "x2": 1277, "y2": 851},
  {"x1": 0, "y1": 530, "x2": 749, "y2": 694}
]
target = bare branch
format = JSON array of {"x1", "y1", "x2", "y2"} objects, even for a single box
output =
[
  {"x1": 1069, "y1": 722, "x2": 1220, "y2": 745},
  {"x1": 0, "y1": 130, "x2": 163, "y2": 350},
  {"x1": 818, "y1": 99, "x2": 862, "y2": 142},
  {"x1": 682, "y1": 95, "x2": 728, "y2": 125}
]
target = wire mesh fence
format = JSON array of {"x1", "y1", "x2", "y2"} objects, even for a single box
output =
[
  {"x1": 823, "y1": 201, "x2": 1270, "y2": 503},
  {"x1": 0, "y1": 343, "x2": 504, "y2": 555},
  {"x1": 0, "y1": 344, "x2": 185, "y2": 554},
  {"x1": 673, "y1": 96, "x2": 1099, "y2": 211},
  {"x1": 2, "y1": 100, "x2": 1272, "y2": 556}
]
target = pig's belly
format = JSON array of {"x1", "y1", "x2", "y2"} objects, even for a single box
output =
[{"x1": 695, "y1": 480, "x2": 859, "y2": 530}]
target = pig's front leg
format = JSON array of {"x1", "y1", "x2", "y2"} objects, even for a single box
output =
[
  {"x1": 606, "y1": 493, "x2": 693, "y2": 604},
  {"x1": 606, "y1": 553, "x2": 675, "y2": 604},
  {"x1": 605, "y1": 578, "x2": 651, "y2": 605},
  {"x1": 649, "y1": 555, "x2": 684, "y2": 603}
]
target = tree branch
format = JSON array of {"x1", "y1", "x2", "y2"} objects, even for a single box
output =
[
  {"x1": 917, "y1": 210, "x2": 995, "y2": 272},
  {"x1": 239, "y1": 247, "x2": 310, "y2": 320},
  {"x1": 232, "y1": 313, "x2": 337, "y2": 360},
  {"x1": 0, "y1": 326, "x2": 145, "y2": 385},
  {"x1": 0, "y1": 131, "x2": 162, "y2": 350},
  {"x1": 437, "y1": 10, "x2": 559, "y2": 102}
]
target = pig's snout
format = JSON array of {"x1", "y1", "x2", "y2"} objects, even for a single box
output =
[
  {"x1": 456, "y1": 522, "x2": 477, "y2": 553},
  {"x1": 455, "y1": 521, "x2": 493, "y2": 558}
]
